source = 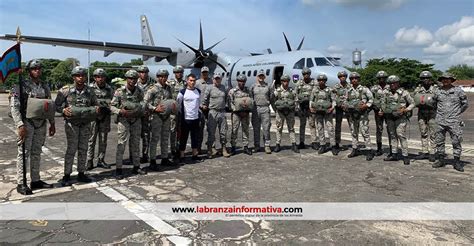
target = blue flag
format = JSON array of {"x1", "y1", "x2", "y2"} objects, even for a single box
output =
[{"x1": 0, "y1": 43, "x2": 21, "y2": 83}]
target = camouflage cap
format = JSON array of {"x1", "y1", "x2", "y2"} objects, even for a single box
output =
[
  {"x1": 438, "y1": 72, "x2": 456, "y2": 82},
  {"x1": 237, "y1": 74, "x2": 247, "y2": 81},
  {"x1": 349, "y1": 71, "x2": 361, "y2": 79},
  {"x1": 280, "y1": 74, "x2": 291, "y2": 81},
  {"x1": 317, "y1": 74, "x2": 328, "y2": 81},
  {"x1": 71, "y1": 66, "x2": 87, "y2": 76},
  {"x1": 156, "y1": 69, "x2": 169, "y2": 76},
  {"x1": 27, "y1": 59, "x2": 42, "y2": 70},
  {"x1": 419, "y1": 71, "x2": 433, "y2": 78},
  {"x1": 125, "y1": 69, "x2": 139, "y2": 79},
  {"x1": 201, "y1": 66, "x2": 209, "y2": 72},
  {"x1": 301, "y1": 67, "x2": 311, "y2": 75},
  {"x1": 136, "y1": 65, "x2": 149, "y2": 73},
  {"x1": 173, "y1": 65, "x2": 184, "y2": 73},
  {"x1": 93, "y1": 68, "x2": 107, "y2": 77},
  {"x1": 376, "y1": 70, "x2": 388, "y2": 78},
  {"x1": 387, "y1": 75, "x2": 400, "y2": 84},
  {"x1": 257, "y1": 69, "x2": 265, "y2": 76},
  {"x1": 337, "y1": 70, "x2": 348, "y2": 77}
]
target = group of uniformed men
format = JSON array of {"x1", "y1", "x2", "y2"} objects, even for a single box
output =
[{"x1": 11, "y1": 59, "x2": 469, "y2": 195}]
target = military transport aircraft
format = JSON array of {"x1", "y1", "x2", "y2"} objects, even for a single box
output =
[{"x1": 0, "y1": 15, "x2": 350, "y2": 89}]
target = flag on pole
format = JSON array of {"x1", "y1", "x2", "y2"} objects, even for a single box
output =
[{"x1": 0, "y1": 43, "x2": 21, "y2": 83}]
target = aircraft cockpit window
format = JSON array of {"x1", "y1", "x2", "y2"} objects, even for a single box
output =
[
  {"x1": 266, "y1": 69, "x2": 270, "y2": 76},
  {"x1": 306, "y1": 58, "x2": 314, "y2": 68},
  {"x1": 247, "y1": 71, "x2": 251, "y2": 77},
  {"x1": 253, "y1": 70, "x2": 257, "y2": 77},
  {"x1": 327, "y1": 57, "x2": 341, "y2": 66},
  {"x1": 314, "y1": 57, "x2": 333, "y2": 66},
  {"x1": 293, "y1": 58, "x2": 305, "y2": 69}
]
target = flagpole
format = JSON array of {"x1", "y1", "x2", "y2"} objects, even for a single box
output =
[{"x1": 16, "y1": 28, "x2": 28, "y2": 189}]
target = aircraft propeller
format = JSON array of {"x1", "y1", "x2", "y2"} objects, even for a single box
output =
[{"x1": 283, "y1": 32, "x2": 305, "y2": 51}]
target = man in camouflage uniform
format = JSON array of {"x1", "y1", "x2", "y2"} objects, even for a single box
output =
[
  {"x1": 167, "y1": 65, "x2": 186, "y2": 158},
  {"x1": 11, "y1": 59, "x2": 55, "y2": 195},
  {"x1": 251, "y1": 69, "x2": 273, "y2": 154},
  {"x1": 344, "y1": 72, "x2": 374, "y2": 161},
  {"x1": 202, "y1": 74, "x2": 231, "y2": 158},
  {"x1": 111, "y1": 70, "x2": 147, "y2": 179},
  {"x1": 144, "y1": 69, "x2": 174, "y2": 170},
  {"x1": 55, "y1": 66, "x2": 98, "y2": 186},
  {"x1": 413, "y1": 71, "x2": 438, "y2": 162},
  {"x1": 295, "y1": 67, "x2": 317, "y2": 149},
  {"x1": 371, "y1": 70, "x2": 389, "y2": 156},
  {"x1": 310, "y1": 74, "x2": 337, "y2": 155},
  {"x1": 273, "y1": 74, "x2": 299, "y2": 153},
  {"x1": 136, "y1": 65, "x2": 155, "y2": 163},
  {"x1": 86, "y1": 68, "x2": 113, "y2": 170},
  {"x1": 432, "y1": 73, "x2": 469, "y2": 172},
  {"x1": 228, "y1": 74, "x2": 253, "y2": 155},
  {"x1": 332, "y1": 70, "x2": 352, "y2": 154},
  {"x1": 195, "y1": 66, "x2": 212, "y2": 153},
  {"x1": 381, "y1": 75, "x2": 415, "y2": 165}
]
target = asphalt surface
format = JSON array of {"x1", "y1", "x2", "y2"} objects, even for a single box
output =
[{"x1": 0, "y1": 93, "x2": 473, "y2": 244}]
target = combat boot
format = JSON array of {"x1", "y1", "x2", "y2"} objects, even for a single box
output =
[
  {"x1": 132, "y1": 166, "x2": 147, "y2": 175},
  {"x1": 243, "y1": 146, "x2": 252, "y2": 155},
  {"x1": 292, "y1": 143, "x2": 300, "y2": 153},
  {"x1": 230, "y1": 146, "x2": 236, "y2": 155},
  {"x1": 403, "y1": 156, "x2": 410, "y2": 165},
  {"x1": 264, "y1": 146, "x2": 272, "y2": 154},
  {"x1": 161, "y1": 158, "x2": 174, "y2": 166},
  {"x1": 16, "y1": 184, "x2": 33, "y2": 195},
  {"x1": 347, "y1": 149, "x2": 358, "y2": 158},
  {"x1": 254, "y1": 145, "x2": 261, "y2": 153},
  {"x1": 86, "y1": 160, "x2": 94, "y2": 170},
  {"x1": 140, "y1": 154, "x2": 149, "y2": 164},
  {"x1": 115, "y1": 168, "x2": 124, "y2": 180},
  {"x1": 432, "y1": 158, "x2": 445, "y2": 168},
  {"x1": 222, "y1": 148, "x2": 231, "y2": 158},
  {"x1": 298, "y1": 142, "x2": 306, "y2": 149},
  {"x1": 429, "y1": 154, "x2": 436, "y2": 162},
  {"x1": 212, "y1": 147, "x2": 219, "y2": 156},
  {"x1": 97, "y1": 159, "x2": 111, "y2": 169},
  {"x1": 366, "y1": 150, "x2": 374, "y2": 161},
  {"x1": 331, "y1": 145, "x2": 339, "y2": 156},
  {"x1": 318, "y1": 144, "x2": 327, "y2": 154},
  {"x1": 417, "y1": 153, "x2": 429, "y2": 160},
  {"x1": 207, "y1": 149, "x2": 214, "y2": 159},
  {"x1": 30, "y1": 180, "x2": 53, "y2": 190},
  {"x1": 61, "y1": 174, "x2": 72, "y2": 187},
  {"x1": 376, "y1": 142, "x2": 383, "y2": 156},
  {"x1": 311, "y1": 142, "x2": 320, "y2": 150},
  {"x1": 149, "y1": 159, "x2": 159, "y2": 171},
  {"x1": 453, "y1": 156, "x2": 464, "y2": 172},
  {"x1": 274, "y1": 144, "x2": 281, "y2": 153},
  {"x1": 387, "y1": 146, "x2": 393, "y2": 158},
  {"x1": 384, "y1": 154, "x2": 398, "y2": 161},
  {"x1": 77, "y1": 172, "x2": 92, "y2": 183}
]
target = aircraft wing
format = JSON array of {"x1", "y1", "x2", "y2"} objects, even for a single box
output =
[{"x1": 0, "y1": 34, "x2": 173, "y2": 58}]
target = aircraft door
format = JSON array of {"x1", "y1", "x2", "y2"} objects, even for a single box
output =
[{"x1": 273, "y1": 66, "x2": 284, "y2": 89}]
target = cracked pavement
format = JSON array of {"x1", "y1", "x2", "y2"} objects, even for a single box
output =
[{"x1": 0, "y1": 93, "x2": 473, "y2": 244}]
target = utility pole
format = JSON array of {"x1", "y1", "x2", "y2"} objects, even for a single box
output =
[{"x1": 87, "y1": 23, "x2": 91, "y2": 85}]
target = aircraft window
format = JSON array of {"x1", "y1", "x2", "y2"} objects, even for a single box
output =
[
  {"x1": 226, "y1": 72, "x2": 230, "y2": 77},
  {"x1": 253, "y1": 70, "x2": 257, "y2": 76},
  {"x1": 247, "y1": 71, "x2": 251, "y2": 77},
  {"x1": 314, "y1": 57, "x2": 332, "y2": 66},
  {"x1": 327, "y1": 57, "x2": 341, "y2": 66},
  {"x1": 293, "y1": 58, "x2": 305, "y2": 69},
  {"x1": 222, "y1": 72, "x2": 225, "y2": 77},
  {"x1": 306, "y1": 58, "x2": 314, "y2": 68},
  {"x1": 266, "y1": 69, "x2": 270, "y2": 76},
  {"x1": 237, "y1": 71, "x2": 240, "y2": 76},
  {"x1": 242, "y1": 71, "x2": 245, "y2": 76}
]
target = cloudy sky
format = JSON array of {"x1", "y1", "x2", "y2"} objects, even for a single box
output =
[{"x1": 0, "y1": 0, "x2": 473, "y2": 70}]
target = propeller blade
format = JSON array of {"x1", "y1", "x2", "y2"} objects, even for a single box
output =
[
  {"x1": 199, "y1": 20, "x2": 204, "y2": 51},
  {"x1": 297, "y1": 36, "x2": 305, "y2": 50},
  {"x1": 175, "y1": 37, "x2": 199, "y2": 54},
  {"x1": 205, "y1": 38, "x2": 226, "y2": 52},
  {"x1": 283, "y1": 32, "x2": 292, "y2": 51},
  {"x1": 207, "y1": 56, "x2": 227, "y2": 72}
]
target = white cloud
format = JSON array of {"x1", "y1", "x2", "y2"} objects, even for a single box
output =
[
  {"x1": 326, "y1": 45, "x2": 344, "y2": 53},
  {"x1": 423, "y1": 42, "x2": 456, "y2": 55},
  {"x1": 435, "y1": 16, "x2": 474, "y2": 42},
  {"x1": 394, "y1": 26, "x2": 433, "y2": 46},
  {"x1": 301, "y1": 0, "x2": 407, "y2": 10},
  {"x1": 449, "y1": 47, "x2": 474, "y2": 65},
  {"x1": 449, "y1": 25, "x2": 474, "y2": 47}
]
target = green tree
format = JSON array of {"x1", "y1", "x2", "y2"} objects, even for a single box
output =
[
  {"x1": 447, "y1": 64, "x2": 474, "y2": 80},
  {"x1": 49, "y1": 58, "x2": 79, "y2": 90}
]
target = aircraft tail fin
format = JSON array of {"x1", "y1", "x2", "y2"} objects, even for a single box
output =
[{"x1": 140, "y1": 15, "x2": 155, "y2": 64}]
